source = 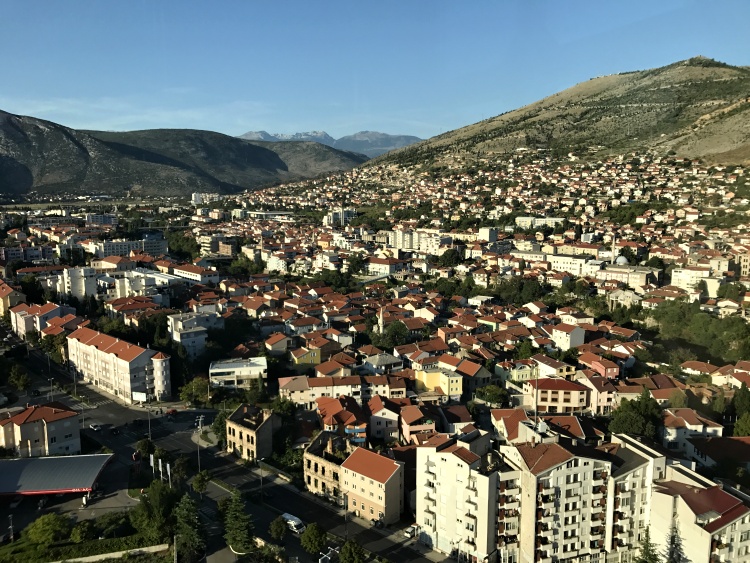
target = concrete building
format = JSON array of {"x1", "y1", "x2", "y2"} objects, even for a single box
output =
[
  {"x1": 416, "y1": 432, "x2": 500, "y2": 562},
  {"x1": 167, "y1": 312, "x2": 224, "y2": 360},
  {"x1": 54, "y1": 267, "x2": 98, "y2": 300},
  {"x1": 10, "y1": 302, "x2": 75, "y2": 340},
  {"x1": 209, "y1": 358, "x2": 268, "y2": 390},
  {"x1": 303, "y1": 430, "x2": 349, "y2": 503},
  {"x1": 67, "y1": 327, "x2": 171, "y2": 402},
  {"x1": 341, "y1": 447, "x2": 404, "y2": 525},
  {"x1": 0, "y1": 402, "x2": 80, "y2": 457},
  {"x1": 225, "y1": 404, "x2": 281, "y2": 462}
]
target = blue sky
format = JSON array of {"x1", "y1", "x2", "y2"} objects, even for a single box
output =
[{"x1": 1, "y1": 1, "x2": 748, "y2": 140}]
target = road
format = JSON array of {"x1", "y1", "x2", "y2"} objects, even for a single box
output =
[{"x1": 4, "y1": 329, "x2": 447, "y2": 562}]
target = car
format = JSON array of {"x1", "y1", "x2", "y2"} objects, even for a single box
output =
[
  {"x1": 110, "y1": 427, "x2": 120, "y2": 435},
  {"x1": 31, "y1": 389, "x2": 40, "y2": 397},
  {"x1": 89, "y1": 424, "x2": 101, "y2": 432},
  {"x1": 404, "y1": 525, "x2": 418, "y2": 538},
  {"x1": 166, "y1": 408, "x2": 178, "y2": 416}
]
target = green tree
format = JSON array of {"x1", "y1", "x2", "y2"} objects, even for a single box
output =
[
  {"x1": 668, "y1": 390, "x2": 687, "y2": 409},
  {"x1": 733, "y1": 383, "x2": 750, "y2": 418},
  {"x1": 136, "y1": 438, "x2": 155, "y2": 457},
  {"x1": 663, "y1": 523, "x2": 690, "y2": 563},
  {"x1": 712, "y1": 391, "x2": 727, "y2": 417},
  {"x1": 223, "y1": 491, "x2": 254, "y2": 554},
  {"x1": 636, "y1": 526, "x2": 661, "y2": 563},
  {"x1": 70, "y1": 520, "x2": 96, "y2": 543},
  {"x1": 192, "y1": 470, "x2": 211, "y2": 497},
  {"x1": 300, "y1": 522, "x2": 327, "y2": 555},
  {"x1": 609, "y1": 389, "x2": 662, "y2": 440},
  {"x1": 339, "y1": 539, "x2": 367, "y2": 563},
  {"x1": 735, "y1": 412, "x2": 750, "y2": 437},
  {"x1": 474, "y1": 384, "x2": 508, "y2": 407},
  {"x1": 180, "y1": 377, "x2": 210, "y2": 406},
  {"x1": 26, "y1": 513, "x2": 72, "y2": 546},
  {"x1": 268, "y1": 516, "x2": 287, "y2": 543},
  {"x1": 212, "y1": 410, "x2": 228, "y2": 446},
  {"x1": 174, "y1": 494, "x2": 205, "y2": 563},
  {"x1": 8, "y1": 364, "x2": 30, "y2": 391},
  {"x1": 130, "y1": 480, "x2": 180, "y2": 543},
  {"x1": 438, "y1": 248, "x2": 462, "y2": 267}
]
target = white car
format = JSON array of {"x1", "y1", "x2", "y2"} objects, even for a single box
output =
[
  {"x1": 405, "y1": 525, "x2": 418, "y2": 538},
  {"x1": 89, "y1": 424, "x2": 102, "y2": 432}
]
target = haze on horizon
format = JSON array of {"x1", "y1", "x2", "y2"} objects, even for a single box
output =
[{"x1": 1, "y1": 0, "x2": 748, "y2": 140}]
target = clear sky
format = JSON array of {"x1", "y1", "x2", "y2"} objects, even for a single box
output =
[{"x1": 1, "y1": 0, "x2": 748, "y2": 140}]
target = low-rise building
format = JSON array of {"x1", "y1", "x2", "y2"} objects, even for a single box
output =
[
  {"x1": 341, "y1": 447, "x2": 404, "y2": 525},
  {"x1": 209, "y1": 358, "x2": 268, "y2": 390},
  {"x1": 225, "y1": 404, "x2": 281, "y2": 462},
  {"x1": 0, "y1": 402, "x2": 80, "y2": 457},
  {"x1": 303, "y1": 430, "x2": 349, "y2": 503}
]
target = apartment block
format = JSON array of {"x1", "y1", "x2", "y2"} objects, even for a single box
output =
[
  {"x1": 303, "y1": 430, "x2": 349, "y2": 503},
  {"x1": 67, "y1": 327, "x2": 171, "y2": 402},
  {"x1": 209, "y1": 357, "x2": 268, "y2": 390},
  {"x1": 0, "y1": 402, "x2": 81, "y2": 457}
]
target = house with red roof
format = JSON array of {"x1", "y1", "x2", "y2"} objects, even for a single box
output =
[
  {"x1": 341, "y1": 447, "x2": 404, "y2": 525},
  {"x1": 0, "y1": 402, "x2": 80, "y2": 457}
]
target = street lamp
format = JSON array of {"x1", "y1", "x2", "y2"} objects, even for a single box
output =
[
  {"x1": 259, "y1": 457, "x2": 265, "y2": 505},
  {"x1": 48, "y1": 378, "x2": 54, "y2": 402},
  {"x1": 147, "y1": 408, "x2": 152, "y2": 441},
  {"x1": 343, "y1": 492, "x2": 349, "y2": 541}
]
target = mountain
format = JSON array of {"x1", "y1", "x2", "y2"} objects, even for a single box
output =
[
  {"x1": 375, "y1": 57, "x2": 750, "y2": 167},
  {"x1": 238, "y1": 130, "x2": 336, "y2": 145},
  {"x1": 238, "y1": 130, "x2": 422, "y2": 158},
  {"x1": 0, "y1": 111, "x2": 368, "y2": 197}
]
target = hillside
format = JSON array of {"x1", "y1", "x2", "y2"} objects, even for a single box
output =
[
  {"x1": 376, "y1": 57, "x2": 750, "y2": 168},
  {"x1": 0, "y1": 112, "x2": 368, "y2": 197}
]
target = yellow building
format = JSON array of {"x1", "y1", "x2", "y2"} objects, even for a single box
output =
[{"x1": 414, "y1": 368, "x2": 463, "y2": 402}]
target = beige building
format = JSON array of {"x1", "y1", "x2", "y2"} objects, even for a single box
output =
[
  {"x1": 523, "y1": 378, "x2": 589, "y2": 414},
  {"x1": 341, "y1": 447, "x2": 404, "y2": 525},
  {"x1": 414, "y1": 368, "x2": 463, "y2": 402},
  {"x1": 0, "y1": 402, "x2": 80, "y2": 457},
  {"x1": 0, "y1": 281, "x2": 25, "y2": 318},
  {"x1": 225, "y1": 404, "x2": 281, "y2": 462},
  {"x1": 67, "y1": 326, "x2": 171, "y2": 402},
  {"x1": 303, "y1": 430, "x2": 349, "y2": 503}
]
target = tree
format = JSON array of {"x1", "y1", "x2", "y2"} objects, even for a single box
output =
[
  {"x1": 663, "y1": 523, "x2": 690, "y2": 563},
  {"x1": 636, "y1": 526, "x2": 661, "y2": 563},
  {"x1": 339, "y1": 539, "x2": 367, "y2": 563},
  {"x1": 174, "y1": 494, "x2": 205, "y2": 563},
  {"x1": 180, "y1": 377, "x2": 210, "y2": 406},
  {"x1": 223, "y1": 491, "x2": 254, "y2": 553},
  {"x1": 733, "y1": 383, "x2": 750, "y2": 418},
  {"x1": 26, "y1": 513, "x2": 72, "y2": 546},
  {"x1": 668, "y1": 390, "x2": 687, "y2": 409},
  {"x1": 70, "y1": 520, "x2": 96, "y2": 543},
  {"x1": 474, "y1": 384, "x2": 508, "y2": 407},
  {"x1": 192, "y1": 470, "x2": 211, "y2": 497},
  {"x1": 300, "y1": 522, "x2": 327, "y2": 555},
  {"x1": 136, "y1": 438, "x2": 155, "y2": 457},
  {"x1": 8, "y1": 364, "x2": 30, "y2": 391},
  {"x1": 712, "y1": 391, "x2": 727, "y2": 417},
  {"x1": 212, "y1": 410, "x2": 228, "y2": 446},
  {"x1": 268, "y1": 516, "x2": 287, "y2": 543},
  {"x1": 735, "y1": 412, "x2": 750, "y2": 437},
  {"x1": 609, "y1": 389, "x2": 662, "y2": 440},
  {"x1": 129, "y1": 480, "x2": 180, "y2": 543}
]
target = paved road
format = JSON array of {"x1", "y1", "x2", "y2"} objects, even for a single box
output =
[{"x1": 4, "y1": 329, "x2": 448, "y2": 562}]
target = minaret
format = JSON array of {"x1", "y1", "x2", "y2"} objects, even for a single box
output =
[
  {"x1": 611, "y1": 235, "x2": 617, "y2": 264},
  {"x1": 378, "y1": 305, "x2": 385, "y2": 334}
]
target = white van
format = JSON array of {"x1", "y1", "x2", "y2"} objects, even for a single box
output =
[{"x1": 281, "y1": 513, "x2": 306, "y2": 534}]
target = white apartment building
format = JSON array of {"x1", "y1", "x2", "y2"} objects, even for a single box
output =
[
  {"x1": 67, "y1": 327, "x2": 171, "y2": 402},
  {"x1": 416, "y1": 431, "x2": 500, "y2": 563},
  {"x1": 209, "y1": 358, "x2": 268, "y2": 390},
  {"x1": 171, "y1": 264, "x2": 221, "y2": 285},
  {"x1": 54, "y1": 267, "x2": 98, "y2": 300},
  {"x1": 78, "y1": 237, "x2": 169, "y2": 258},
  {"x1": 167, "y1": 311, "x2": 224, "y2": 360},
  {"x1": 10, "y1": 302, "x2": 75, "y2": 339}
]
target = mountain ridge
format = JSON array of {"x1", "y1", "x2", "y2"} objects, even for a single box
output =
[{"x1": 238, "y1": 130, "x2": 422, "y2": 158}]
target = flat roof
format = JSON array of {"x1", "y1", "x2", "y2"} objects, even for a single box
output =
[{"x1": 0, "y1": 454, "x2": 113, "y2": 495}]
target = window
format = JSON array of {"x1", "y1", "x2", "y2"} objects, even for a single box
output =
[{"x1": 50, "y1": 437, "x2": 57, "y2": 444}]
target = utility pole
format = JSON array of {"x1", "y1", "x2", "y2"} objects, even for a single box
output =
[
  {"x1": 148, "y1": 408, "x2": 152, "y2": 441},
  {"x1": 173, "y1": 534, "x2": 179, "y2": 563},
  {"x1": 8, "y1": 514, "x2": 13, "y2": 542},
  {"x1": 48, "y1": 378, "x2": 54, "y2": 402},
  {"x1": 259, "y1": 458, "x2": 265, "y2": 506},
  {"x1": 196, "y1": 415, "x2": 204, "y2": 473}
]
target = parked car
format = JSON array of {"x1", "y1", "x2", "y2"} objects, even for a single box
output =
[
  {"x1": 110, "y1": 427, "x2": 120, "y2": 436},
  {"x1": 89, "y1": 424, "x2": 101, "y2": 432},
  {"x1": 404, "y1": 525, "x2": 418, "y2": 538}
]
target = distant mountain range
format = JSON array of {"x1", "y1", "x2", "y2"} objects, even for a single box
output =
[
  {"x1": 0, "y1": 111, "x2": 368, "y2": 197},
  {"x1": 376, "y1": 56, "x2": 750, "y2": 167},
  {"x1": 238, "y1": 130, "x2": 422, "y2": 158},
  {"x1": 1, "y1": 57, "x2": 747, "y2": 199}
]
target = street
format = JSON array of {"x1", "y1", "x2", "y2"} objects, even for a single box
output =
[{"x1": 2, "y1": 331, "x2": 448, "y2": 562}]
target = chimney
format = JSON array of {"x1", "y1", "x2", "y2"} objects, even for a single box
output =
[
  {"x1": 326, "y1": 436, "x2": 334, "y2": 455},
  {"x1": 243, "y1": 406, "x2": 248, "y2": 414}
]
